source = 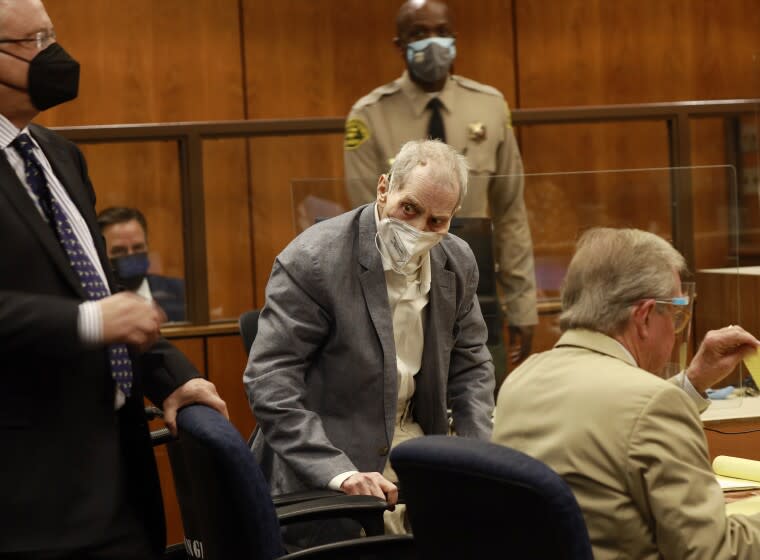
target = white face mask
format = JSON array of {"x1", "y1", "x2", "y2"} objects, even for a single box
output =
[{"x1": 376, "y1": 217, "x2": 444, "y2": 274}]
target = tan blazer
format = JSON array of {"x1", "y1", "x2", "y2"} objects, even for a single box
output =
[{"x1": 492, "y1": 329, "x2": 760, "y2": 560}]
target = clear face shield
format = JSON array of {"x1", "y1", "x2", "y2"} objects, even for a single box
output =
[{"x1": 657, "y1": 281, "x2": 696, "y2": 379}]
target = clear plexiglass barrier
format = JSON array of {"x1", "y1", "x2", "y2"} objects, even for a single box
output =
[{"x1": 291, "y1": 164, "x2": 754, "y2": 408}]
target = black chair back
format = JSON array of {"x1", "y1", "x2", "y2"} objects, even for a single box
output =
[
  {"x1": 390, "y1": 436, "x2": 593, "y2": 560},
  {"x1": 239, "y1": 308, "x2": 261, "y2": 355},
  {"x1": 449, "y1": 217, "x2": 507, "y2": 387}
]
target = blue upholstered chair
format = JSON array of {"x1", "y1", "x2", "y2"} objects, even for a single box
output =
[
  {"x1": 167, "y1": 404, "x2": 414, "y2": 559},
  {"x1": 390, "y1": 435, "x2": 592, "y2": 560}
]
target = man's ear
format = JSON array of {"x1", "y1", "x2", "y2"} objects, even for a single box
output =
[
  {"x1": 631, "y1": 299, "x2": 655, "y2": 339},
  {"x1": 377, "y1": 173, "x2": 389, "y2": 203},
  {"x1": 393, "y1": 36, "x2": 407, "y2": 60}
]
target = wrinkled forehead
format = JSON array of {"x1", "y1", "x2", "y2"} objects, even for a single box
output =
[
  {"x1": 0, "y1": 0, "x2": 52, "y2": 37},
  {"x1": 401, "y1": 165, "x2": 459, "y2": 210}
]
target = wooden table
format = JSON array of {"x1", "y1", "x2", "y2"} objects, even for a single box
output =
[{"x1": 702, "y1": 397, "x2": 760, "y2": 462}]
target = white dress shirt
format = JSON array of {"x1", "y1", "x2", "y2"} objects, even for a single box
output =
[{"x1": 328, "y1": 206, "x2": 432, "y2": 490}]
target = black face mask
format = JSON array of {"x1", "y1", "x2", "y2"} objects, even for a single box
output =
[
  {"x1": 0, "y1": 43, "x2": 80, "y2": 110},
  {"x1": 110, "y1": 252, "x2": 150, "y2": 292}
]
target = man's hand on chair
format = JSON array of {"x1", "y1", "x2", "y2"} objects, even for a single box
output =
[
  {"x1": 162, "y1": 378, "x2": 228, "y2": 436},
  {"x1": 341, "y1": 472, "x2": 398, "y2": 507}
]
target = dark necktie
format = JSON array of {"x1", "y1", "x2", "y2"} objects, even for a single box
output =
[
  {"x1": 12, "y1": 133, "x2": 133, "y2": 397},
  {"x1": 426, "y1": 97, "x2": 446, "y2": 143}
]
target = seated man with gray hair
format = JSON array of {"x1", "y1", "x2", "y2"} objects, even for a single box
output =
[
  {"x1": 245, "y1": 139, "x2": 494, "y2": 535},
  {"x1": 492, "y1": 227, "x2": 760, "y2": 559}
]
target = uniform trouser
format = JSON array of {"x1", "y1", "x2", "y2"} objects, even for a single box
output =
[{"x1": 382, "y1": 409, "x2": 425, "y2": 535}]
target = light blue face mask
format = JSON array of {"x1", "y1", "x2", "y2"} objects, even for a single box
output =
[{"x1": 405, "y1": 37, "x2": 456, "y2": 83}]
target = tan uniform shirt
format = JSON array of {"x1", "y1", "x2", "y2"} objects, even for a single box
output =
[
  {"x1": 344, "y1": 71, "x2": 537, "y2": 326},
  {"x1": 492, "y1": 329, "x2": 760, "y2": 560}
]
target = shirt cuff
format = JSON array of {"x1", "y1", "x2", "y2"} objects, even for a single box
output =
[
  {"x1": 328, "y1": 470, "x2": 359, "y2": 491},
  {"x1": 674, "y1": 371, "x2": 710, "y2": 413},
  {"x1": 78, "y1": 301, "x2": 103, "y2": 345}
]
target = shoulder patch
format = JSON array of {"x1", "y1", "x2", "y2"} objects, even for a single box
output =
[{"x1": 344, "y1": 118, "x2": 370, "y2": 150}]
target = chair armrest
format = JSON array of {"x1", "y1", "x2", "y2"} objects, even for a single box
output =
[
  {"x1": 145, "y1": 406, "x2": 164, "y2": 420},
  {"x1": 151, "y1": 427, "x2": 174, "y2": 446},
  {"x1": 276, "y1": 495, "x2": 388, "y2": 537},
  {"x1": 272, "y1": 489, "x2": 343, "y2": 507},
  {"x1": 281, "y1": 534, "x2": 415, "y2": 560}
]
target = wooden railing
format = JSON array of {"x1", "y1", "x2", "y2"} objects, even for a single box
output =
[{"x1": 53, "y1": 98, "x2": 760, "y2": 332}]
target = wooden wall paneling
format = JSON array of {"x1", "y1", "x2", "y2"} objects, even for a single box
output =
[
  {"x1": 206, "y1": 335, "x2": 256, "y2": 439},
  {"x1": 41, "y1": 0, "x2": 246, "y2": 126},
  {"x1": 150, "y1": 336, "x2": 206, "y2": 549},
  {"x1": 520, "y1": 122, "x2": 672, "y2": 275},
  {"x1": 690, "y1": 119, "x2": 734, "y2": 270},
  {"x1": 515, "y1": 0, "x2": 760, "y2": 279},
  {"x1": 737, "y1": 113, "x2": 760, "y2": 256},
  {"x1": 243, "y1": 0, "x2": 400, "y2": 119},
  {"x1": 202, "y1": 139, "x2": 256, "y2": 321},
  {"x1": 248, "y1": 134, "x2": 345, "y2": 306},
  {"x1": 39, "y1": 0, "x2": 249, "y2": 323},
  {"x1": 693, "y1": 270, "x2": 743, "y2": 384},
  {"x1": 242, "y1": 0, "x2": 517, "y2": 119},
  {"x1": 515, "y1": 0, "x2": 760, "y2": 108},
  {"x1": 78, "y1": 141, "x2": 186, "y2": 279},
  {"x1": 444, "y1": 0, "x2": 517, "y2": 108},
  {"x1": 170, "y1": 337, "x2": 207, "y2": 373}
]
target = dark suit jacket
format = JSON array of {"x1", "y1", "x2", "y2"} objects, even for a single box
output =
[
  {"x1": 245, "y1": 204, "x2": 495, "y2": 495},
  {"x1": 0, "y1": 123, "x2": 198, "y2": 553},
  {"x1": 148, "y1": 274, "x2": 186, "y2": 322}
]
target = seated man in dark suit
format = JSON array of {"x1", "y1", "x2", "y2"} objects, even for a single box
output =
[{"x1": 97, "y1": 206, "x2": 186, "y2": 322}]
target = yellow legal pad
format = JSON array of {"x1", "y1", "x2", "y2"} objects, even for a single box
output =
[
  {"x1": 743, "y1": 347, "x2": 760, "y2": 387},
  {"x1": 714, "y1": 456, "x2": 760, "y2": 515},
  {"x1": 714, "y1": 456, "x2": 760, "y2": 492}
]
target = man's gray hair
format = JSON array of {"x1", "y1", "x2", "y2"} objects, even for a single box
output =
[
  {"x1": 387, "y1": 139, "x2": 469, "y2": 210},
  {"x1": 559, "y1": 227, "x2": 687, "y2": 335}
]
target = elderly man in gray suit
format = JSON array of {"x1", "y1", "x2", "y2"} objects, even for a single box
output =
[{"x1": 244, "y1": 139, "x2": 494, "y2": 535}]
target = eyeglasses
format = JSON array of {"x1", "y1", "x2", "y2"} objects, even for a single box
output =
[
  {"x1": 653, "y1": 296, "x2": 692, "y2": 334},
  {"x1": 0, "y1": 29, "x2": 56, "y2": 50}
]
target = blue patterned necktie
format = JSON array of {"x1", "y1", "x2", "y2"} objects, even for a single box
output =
[{"x1": 12, "y1": 133, "x2": 133, "y2": 397}]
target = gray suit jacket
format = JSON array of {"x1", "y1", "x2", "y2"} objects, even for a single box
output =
[{"x1": 244, "y1": 203, "x2": 494, "y2": 494}]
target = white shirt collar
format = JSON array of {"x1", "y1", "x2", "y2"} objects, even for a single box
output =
[{"x1": 0, "y1": 113, "x2": 31, "y2": 150}]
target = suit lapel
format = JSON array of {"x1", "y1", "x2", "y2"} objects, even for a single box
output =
[
  {"x1": 417, "y1": 244, "x2": 455, "y2": 432},
  {"x1": 425, "y1": 245, "x2": 455, "y2": 349},
  {"x1": 357, "y1": 205, "x2": 398, "y2": 442},
  {"x1": 0, "y1": 141, "x2": 84, "y2": 297}
]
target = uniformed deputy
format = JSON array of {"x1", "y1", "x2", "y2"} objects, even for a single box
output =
[{"x1": 344, "y1": 0, "x2": 538, "y2": 363}]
